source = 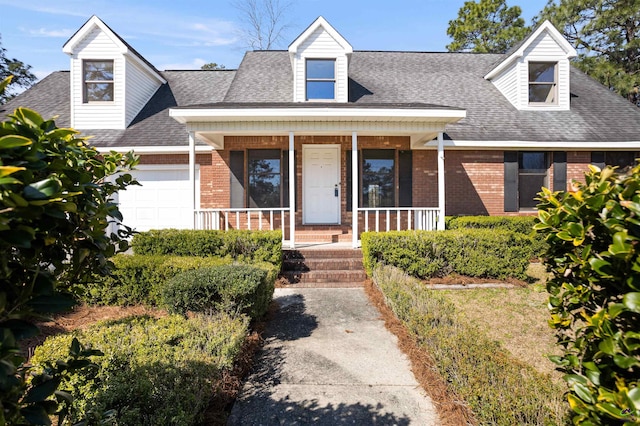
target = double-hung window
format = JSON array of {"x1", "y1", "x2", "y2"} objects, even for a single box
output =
[
  {"x1": 518, "y1": 152, "x2": 548, "y2": 209},
  {"x1": 83, "y1": 60, "x2": 114, "y2": 102},
  {"x1": 230, "y1": 150, "x2": 290, "y2": 209},
  {"x1": 528, "y1": 62, "x2": 557, "y2": 105},
  {"x1": 306, "y1": 59, "x2": 335, "y2": 100}
]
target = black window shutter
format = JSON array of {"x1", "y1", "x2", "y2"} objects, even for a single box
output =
[
  {"x1": 399, "y1": 150, "x2": 413, "y2": 207},
  {"x1": 346, "y1": 150, "x2": 352, "y2": 212},
  {"x1": 553, "y1": 152, "x2": 567, "y2": 192},
  {"x1": 282, "y1": 150, "x2": 289, "y2": 208},
  {"x1": 230, "y1": 151, "x2": 245, "y2": 208},
  {"x1": 504, "y1": 151, "x2": 518, "y2": 212},
  {"x1": 591, "y1": 152, "x2": 605, "y2": 169}
]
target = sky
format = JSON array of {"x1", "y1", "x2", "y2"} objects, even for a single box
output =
[{"x1": 0, "y1": 0, "x2": 550, "y2": 82}]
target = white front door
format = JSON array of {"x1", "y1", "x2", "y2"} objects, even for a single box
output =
[{"x1": 303, "y1": 145, "x2": 340, "y2": 224}]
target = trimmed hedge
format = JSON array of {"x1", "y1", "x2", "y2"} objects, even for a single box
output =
[
  {"x1": 373, "y1": 265, "x2": 568, "y2": 425},
  {"x1": 447, "y1": 215, "x2": 546, "y2": 258},
  {"x1": 161, "y1": 263, "x2": 277, "y2": 320},
  {"x1": 131, "y1": 229, "x2": 283, "y2": 269},
  {"x1": 31, "y1": 314, "x2": 248, "y2": 426},
  {"x1": 84, "y1": 255, "x2": 232, "y2": 306},
  {"x1": 361, "y1": 229, "x2": 532, "y2": 280}
]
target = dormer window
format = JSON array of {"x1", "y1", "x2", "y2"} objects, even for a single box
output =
[
  {"x1": 84, "y1": 60, "x2": 114, "y2": 102},
  {"x1": 528, "y1": 62, "x2": 557, "y2": 105},
  {"x1": 306, "y1": 59, "x2": 335, "y2": 100}
]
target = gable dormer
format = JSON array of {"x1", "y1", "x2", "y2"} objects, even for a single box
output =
[
  {"x1": 288, "y1": 17, "x2": 353, "y2": 103},
  {"x1": 485, "y1": 20, "x2": 577, "y2": 111},
  {"x1": 63, "y1": 16, "x2": 165, "y2": 129}
]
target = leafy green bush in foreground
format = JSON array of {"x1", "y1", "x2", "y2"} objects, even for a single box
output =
[
  {"x1": 373, "y1": 264, "x2": 567, "y2": 425},
  {"x1": 536, "y1": 164, "x2": 640, "y2": 424},
  {"x1": 361, "y1": 229, "x2": 532, "y2": 280},
  {"x1": 31, "y1": 314, "x2": 248, "y2": 426}
]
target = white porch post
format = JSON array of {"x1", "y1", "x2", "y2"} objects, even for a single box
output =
[
  {"x1": 437, "y1": 132, "x2": 445, "y2": 231},
  {"x1": 352, "y1": 131, "x2": 359, "y2": 248},
  {"x1": 288, "y1": 132, "x2": 295, "y2": 249},
  {"x1": 188, "y1": 131, "x2": 196, "y2": 230}
]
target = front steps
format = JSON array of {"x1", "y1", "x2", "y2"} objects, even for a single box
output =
[{"x1": 281, "y1": 247, "x2": 367, "y2": 288}]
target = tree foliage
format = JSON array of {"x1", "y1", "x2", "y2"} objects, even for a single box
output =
[
  {"x1": 0, "y1": 35, "x2": 37, "y2": 105},
  {"x1": 0, "y1": 80, "x2": 139, "y2": 424},
  {"x1": 535, "y1": 165, "x2": 640, "y2": 424},
  {"x1": 537, "y1": 0, "x2": 640, "y2": 106},
  {"x1": 200, "y1": 62, "x2": 226, "y2": 70},
  {"x1": 233, "y1": 0, "x2": 294, "y2": 49},
  {"x1": 446, "y1": 0, "x2": 531, "y2": 53}
]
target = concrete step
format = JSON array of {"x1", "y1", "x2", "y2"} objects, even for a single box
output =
[{"x1": 281, "y1": 269, "x2": 368, "y2": 284}]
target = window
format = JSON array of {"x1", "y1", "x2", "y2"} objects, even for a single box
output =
[
  {"x1": 83, "y1": 60, "x2": 114, "y2": 102},
  {"x1": 306, "y1": 59, "x2": 335, "y2": 100},
  {"x1": 592, "y1": 151, "x2": 637, "y2": 172},
  {"x1": 518, "y1": 152, "x2": 548, "y2": 209},
  {"x1": 528, "y1": 62, "x2": 557, "y2": 104},
  {"x1": 362, "y1": 150, "x2": 395, "y2": 207},
  {"x1": 231, "y1": 150, "x2": 290, "y2": 208}
]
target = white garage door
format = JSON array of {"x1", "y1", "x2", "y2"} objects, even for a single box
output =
[{"x1": 116, "y1": 166, "x2": 199, "y2": 232}]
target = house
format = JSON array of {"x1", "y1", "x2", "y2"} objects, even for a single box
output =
[{"x1": 3, "y1": 15, "x2": 640, "y2": 248}]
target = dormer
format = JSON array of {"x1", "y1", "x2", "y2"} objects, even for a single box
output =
[
  {"x1": 288, "y1": 17, "x2": 353, "y2": 103},
  {"x1": 485, "y1": 20, "x2": 577, "y2": 111},
  {"x1": 63, "y1": 16, "x2": 166, "y2": 129}
]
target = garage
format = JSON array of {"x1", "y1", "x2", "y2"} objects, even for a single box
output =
[{"x1": 114, "y1": 165, "x2": 199, "y2": 232}]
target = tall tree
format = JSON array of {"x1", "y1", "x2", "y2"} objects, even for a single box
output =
[
  {"x1": 537, "y1": 0, "x2": 640, "y2": 106},
  {"x1": 0, "y1": 35, "x2": 37, "y2": 104},
  {"x1": 447, "y1": 0, "x2": 531, "y2": 53},
  {"x1": 233, "y1": 0, "x2": 294, "y2": 50},
  {"x1": 201, "y1": 62, "x2": 226, "y2": 70}
]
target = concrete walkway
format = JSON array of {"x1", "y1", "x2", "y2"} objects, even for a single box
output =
[{"x1": 228, "y1": 288, "x2": 440, "y2": 425}]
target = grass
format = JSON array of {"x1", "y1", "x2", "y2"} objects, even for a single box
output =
[{"x1": 441, "y1": 279, "x2": 561, "y2": 381}]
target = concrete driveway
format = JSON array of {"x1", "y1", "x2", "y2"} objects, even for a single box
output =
[{"x1": 227, "y1": 288, "x2": 440, "y2": 425}]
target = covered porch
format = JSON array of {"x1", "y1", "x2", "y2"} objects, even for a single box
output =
[{"x1": 169, "y1": 104, "x2": 466, "y2": 248}]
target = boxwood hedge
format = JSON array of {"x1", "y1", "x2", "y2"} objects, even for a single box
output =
[
  {"x1": 31, "y1": 314, "x2": 248, "y2": 426},
  {"x1": 361, "y1": 228, "x2": 533, "y2": 281},
  {"x1": 131, "y1": 229, "x2": 282, "y2": 269}
]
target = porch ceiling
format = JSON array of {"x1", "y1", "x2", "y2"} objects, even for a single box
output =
[{"x1": 169, "y1": 104, "x2": 466, "y2": 150}]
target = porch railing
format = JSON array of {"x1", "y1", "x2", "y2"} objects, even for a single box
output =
[
  {"x1": 194, "y1": 208, "x2": 290, "y2": 241},
  {"x1": 357, "y1": 207, "x2": 440, "y2": 233}
]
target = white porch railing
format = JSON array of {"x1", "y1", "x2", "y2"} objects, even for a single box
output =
[
  {"x1": 358, "y1": 207, "x2": 440, "y2": 233},
  {"x1": 194, "y1": 208, "x2": 290, "y2": 242}
]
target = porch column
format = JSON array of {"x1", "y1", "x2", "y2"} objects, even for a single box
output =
[
  {"x1": 288, "y1": 132, "x2": 295, "y2": 249},
  {"x1": 352, "y1": 132, "x2": 359, "y2": 248},
  {"x1": 437, "y1": 132, "x2": 445, "y2": 231},
  {"x1": 188, "y1": 131, "x2": 196, "y2": 230}
]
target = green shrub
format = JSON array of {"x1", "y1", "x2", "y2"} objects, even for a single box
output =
[
  {"x1": 161, "y1": 263, "x2": 276, "y2": 319},
  {"x1": 31, "y1": 314, "x2": 248, "y2": 426},
  {"x1": 361, "y1": 229, "x2": 532, "y2": 280},
  {"x1": 447, "y1": 215, "x2": 547, "y2": 258},
  {"x1": 131, "y1": 229, "x2": 283, "y2": 269},
  {"x1": 84, "y1": 255, "x2": 231, "y2": 306},
  {"x1": 535, "y1": 165, "x2": 640, "y2": 424},
  {"x1": 374, "y1": 264, "x2": 568, "y2": 425}
]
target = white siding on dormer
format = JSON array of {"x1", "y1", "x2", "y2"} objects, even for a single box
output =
[
  {"x1": 523, "y1": 32, "x2": 568, "y2": 57},
  {"x1": 70, "y1": 27, "x2": 124, "y2": 129},
  {"x1": 293, "y1": 27, "x2": 349, "y2": 102},
  {"x1": 493, "y1": 61, "x2": 520, "y2": 108},
  {"x1": 125, "y1": 60, "x2": 161, "y2": 126}
]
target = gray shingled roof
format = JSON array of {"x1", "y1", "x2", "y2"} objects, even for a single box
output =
[
  {"x1": 220, "y1": 50, "x2": 640, "y2": 142},
  {"x1": 1, "y1": 70, "x2": 236, "y2": 147},
  {"x1": 3, "y1": 50, "x2": 640, "y2": 145}
]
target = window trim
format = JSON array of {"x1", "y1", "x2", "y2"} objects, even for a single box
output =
[
  {"x1": 528, "y1": 61, "x2": 558, "y2": 106},
  {"x1": 305, "y1": 58, "x2": 336, "y2": 101},
  {"x1": 83, "y1": 59, "x2": 115, "y2": 103}
]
